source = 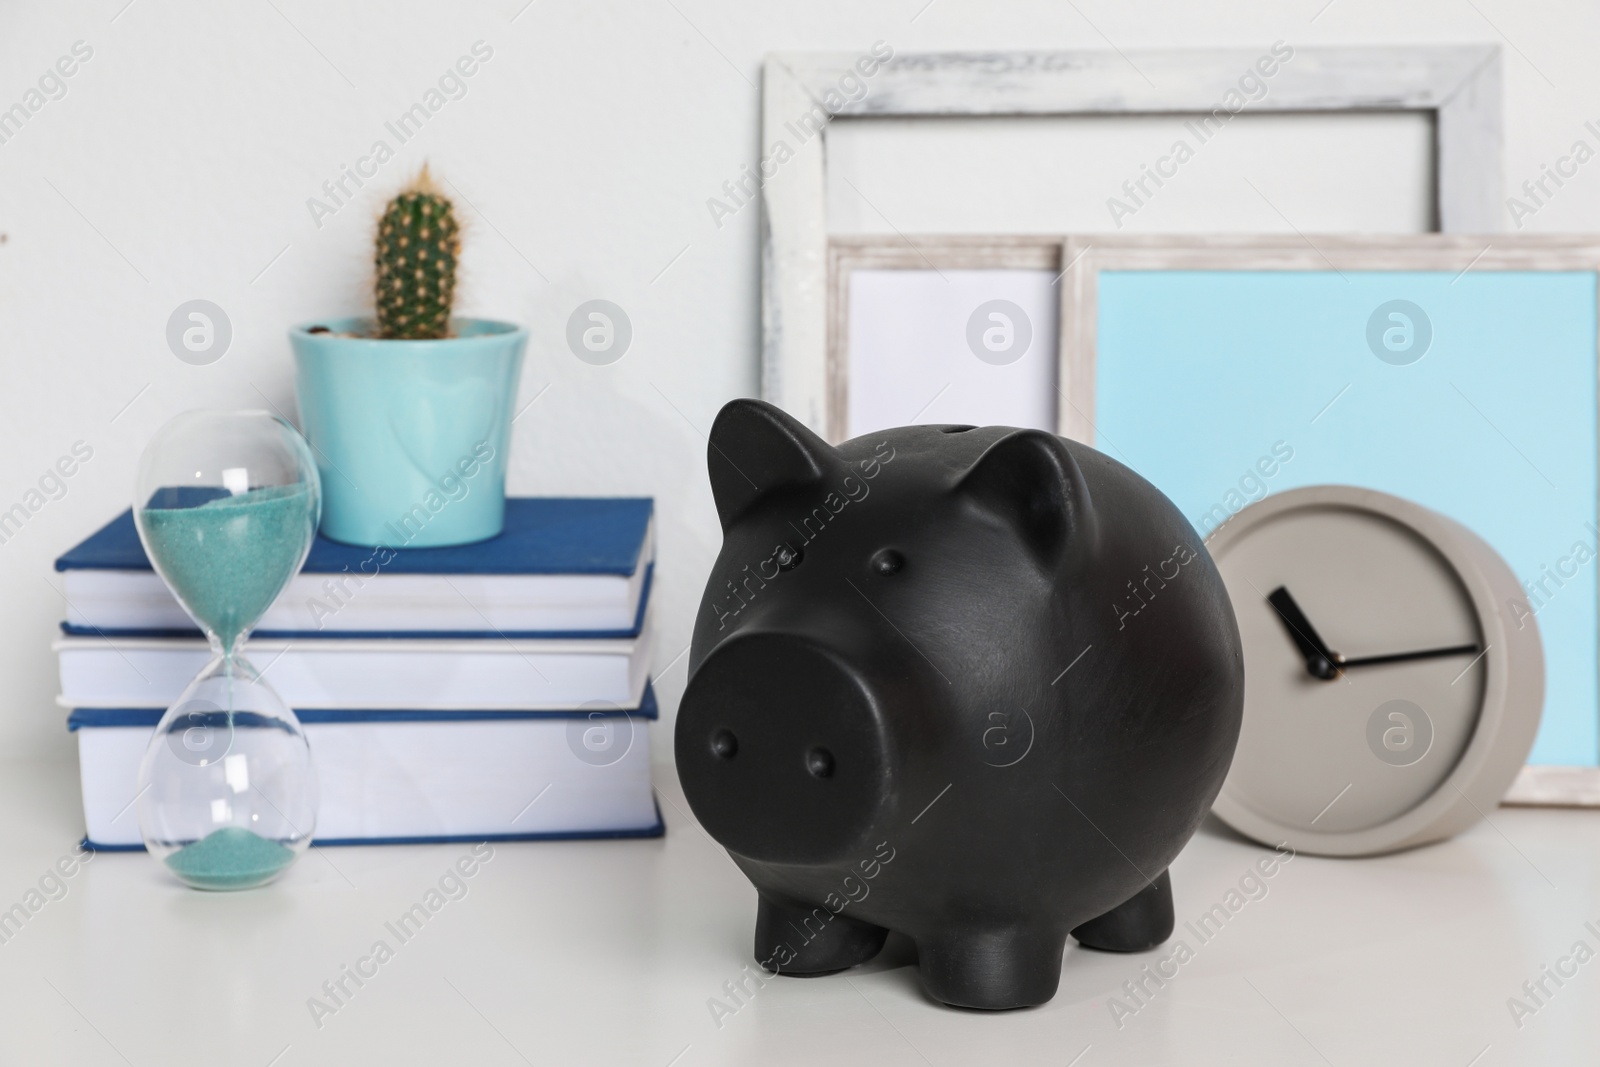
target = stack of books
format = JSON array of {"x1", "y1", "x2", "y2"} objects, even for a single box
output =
[{"x1": 54, "y1": 498, "x2": 662, "y2": 849}]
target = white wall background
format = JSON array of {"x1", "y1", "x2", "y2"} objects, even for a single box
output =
[{"x1": 1, "y1": 0, "x2": 1596, "y2": 767}]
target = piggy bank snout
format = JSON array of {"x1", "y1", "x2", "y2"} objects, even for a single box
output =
[{"x1": 676, "y1": 634, "x2": 893, "y2": 866}]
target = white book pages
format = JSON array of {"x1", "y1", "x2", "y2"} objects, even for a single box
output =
[
  {"x1": 77, "y1": 718, "x2": 658, "y2": 847},
  {"x1": 61, "y1": 539, "x2": 654, "y2": 636},
  {"x1": 55, "y1": 610, "x2": 653, "y2": 710}
]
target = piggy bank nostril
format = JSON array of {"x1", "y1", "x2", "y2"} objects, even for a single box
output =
[
  {"x1": 711, "y1": 729, "x2": 738, "y2": 760},
  {"x1": 871, "y1": 549, "x2": 904, "y2": 575},
  {"x1": 806, "y1": 746, "x2": 835, "y2": 779}
]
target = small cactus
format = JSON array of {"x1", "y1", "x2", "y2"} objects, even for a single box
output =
[{"x1": 374, "y1": 167, "x2": 459, "y2": 340}]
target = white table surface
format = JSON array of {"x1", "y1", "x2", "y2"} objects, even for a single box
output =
[{"x1": 2, "y1": 756, "x2": 1597, "y2": 1066}]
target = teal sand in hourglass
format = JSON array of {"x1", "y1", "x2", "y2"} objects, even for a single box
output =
[
  {"x1": 134, "y1": 411, "x2": 322, "y2": 890},
  {"x1": 141, "y1": 485, "x2": 315, "y2": 652}
]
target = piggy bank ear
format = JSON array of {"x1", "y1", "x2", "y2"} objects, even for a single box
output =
[
  {"x1": 707, "y1": 398, "x2": 835, "y2": 530},
  {"x1": 956, "y1": 429, "x2": 1093, "y2": 567}
]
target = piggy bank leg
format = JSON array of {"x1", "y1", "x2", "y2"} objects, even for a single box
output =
[
  {"x1": 916, "y1": 927, "x2": 1068, "y2": 1009},
  {"x1": 1070, "y1": 869, "x2": 1174, "y2": 952},
  {"x1": 755, "y1": 895, "x2": 889, "y2": 977}
]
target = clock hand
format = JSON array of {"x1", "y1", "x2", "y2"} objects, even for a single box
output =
[
  {"x1": 1336, "y1": 644, "x2": 1482, "y2": 669},
  {"x1": 1265, "y1": 587, "x2": 1340, "y2": 681}
]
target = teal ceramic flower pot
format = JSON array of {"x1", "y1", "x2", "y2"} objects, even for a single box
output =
[{"x1": 290, "y1": 317, "x2": 527, "y2": 548}]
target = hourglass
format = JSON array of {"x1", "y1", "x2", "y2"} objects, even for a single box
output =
[{"x1": 133, "y1": 410, "x2": 321, "y2": 890}]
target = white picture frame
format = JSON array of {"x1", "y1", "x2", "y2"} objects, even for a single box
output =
[
  {"x1": 827, "y1": 235, "x2": 1062, "y2": 443},
  {"x1": 824, "y1": 233, "x2": 1600, "y2": 805},
  {"x1": 1059, "y1": 234, "x2": 1600, "y2": 808},
  {"x1": 762, "y1": 46, "x2": 1504, "y2": 438}
]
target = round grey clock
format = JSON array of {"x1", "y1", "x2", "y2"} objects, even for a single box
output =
[{"x1": 1207, "y1": 485, "x2": 1544, "y2": 857}]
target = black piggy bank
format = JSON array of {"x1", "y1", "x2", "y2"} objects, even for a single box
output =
[{"x1": 675, "y1": 399, "x2": 1244, "y2": 1010}]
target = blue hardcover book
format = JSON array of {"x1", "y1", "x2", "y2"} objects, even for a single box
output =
[
  {"x1": 71, "y1": 685, "x2": 663, "y2": 849},
  {"x1": 54, "y1": 497, "x2": 654, "y2": 638}
]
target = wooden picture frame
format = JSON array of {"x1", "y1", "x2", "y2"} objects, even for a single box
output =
[
  {"x1": 1070, "y1": 234, "x2": 1600, "y2": 807},
  {"x1": 763, "y1": 46, "x2": 1504, "y2": 437},
  {"x1": 826, "y1": 235, "x2": 1062, "y2": 444},
  {"x1": 1057, "y1": 234, "x2": 1600, "y2": 440}
]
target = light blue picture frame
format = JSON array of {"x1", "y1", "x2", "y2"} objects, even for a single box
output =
[{"x1": 1061, "y1": 235, "x2": 1600, "y2": 802}]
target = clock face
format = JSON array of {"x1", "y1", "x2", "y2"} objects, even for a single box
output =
[
  {"x1": 1214, "y1": 502, "x2": 1486, "y2": 834},
  {"x1": 1204, "y1": 485, "x2": 1544, "y2": 855}
]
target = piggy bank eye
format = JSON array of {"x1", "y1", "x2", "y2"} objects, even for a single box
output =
[
  {"x1": 870, "y1": 548, "x2": 904, "y2": 575},
  {"x1": 775, "y1": 544, "x2": 803, "y2": 570}
]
